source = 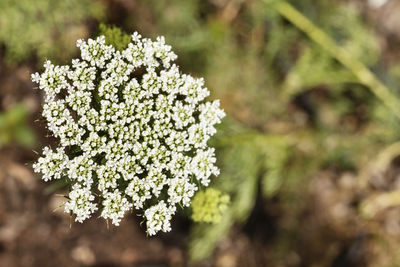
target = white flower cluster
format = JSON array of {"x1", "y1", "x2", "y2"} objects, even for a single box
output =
[{"x1": 32, "y1": 33, "x2": 225, "y2": 235}]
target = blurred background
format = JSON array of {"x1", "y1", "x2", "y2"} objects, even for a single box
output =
[{"x1": 1, "y1": 0, "x2": 400, "y2": 266}]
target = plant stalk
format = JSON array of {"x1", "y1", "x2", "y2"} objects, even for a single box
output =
[{"x1": 267, "y1": 0, "x2": 400, "y2": 119}]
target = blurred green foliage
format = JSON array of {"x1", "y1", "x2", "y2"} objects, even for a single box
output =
[
  {"x1": 125, "y1": 0, "x2": 400, "y2": 262},
  {"x1": 0, "y1": 104, "x2": 35, "y2": 148},
  {"x1": 0, "y1": 0, "x2": 103, "y2": 64}
]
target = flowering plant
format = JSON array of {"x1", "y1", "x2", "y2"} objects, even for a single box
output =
[{"x1": 32, "y1": 32, "x2": 225, "y2": 235}]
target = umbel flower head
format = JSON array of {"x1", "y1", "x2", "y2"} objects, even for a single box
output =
[{"x1": 32, "y1": 32, "x2": 225, "y2": 235}]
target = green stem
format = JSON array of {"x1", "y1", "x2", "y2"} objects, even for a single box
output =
[{"x1": 267, "y1": 0, "x2": 400, "y2": 119}]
